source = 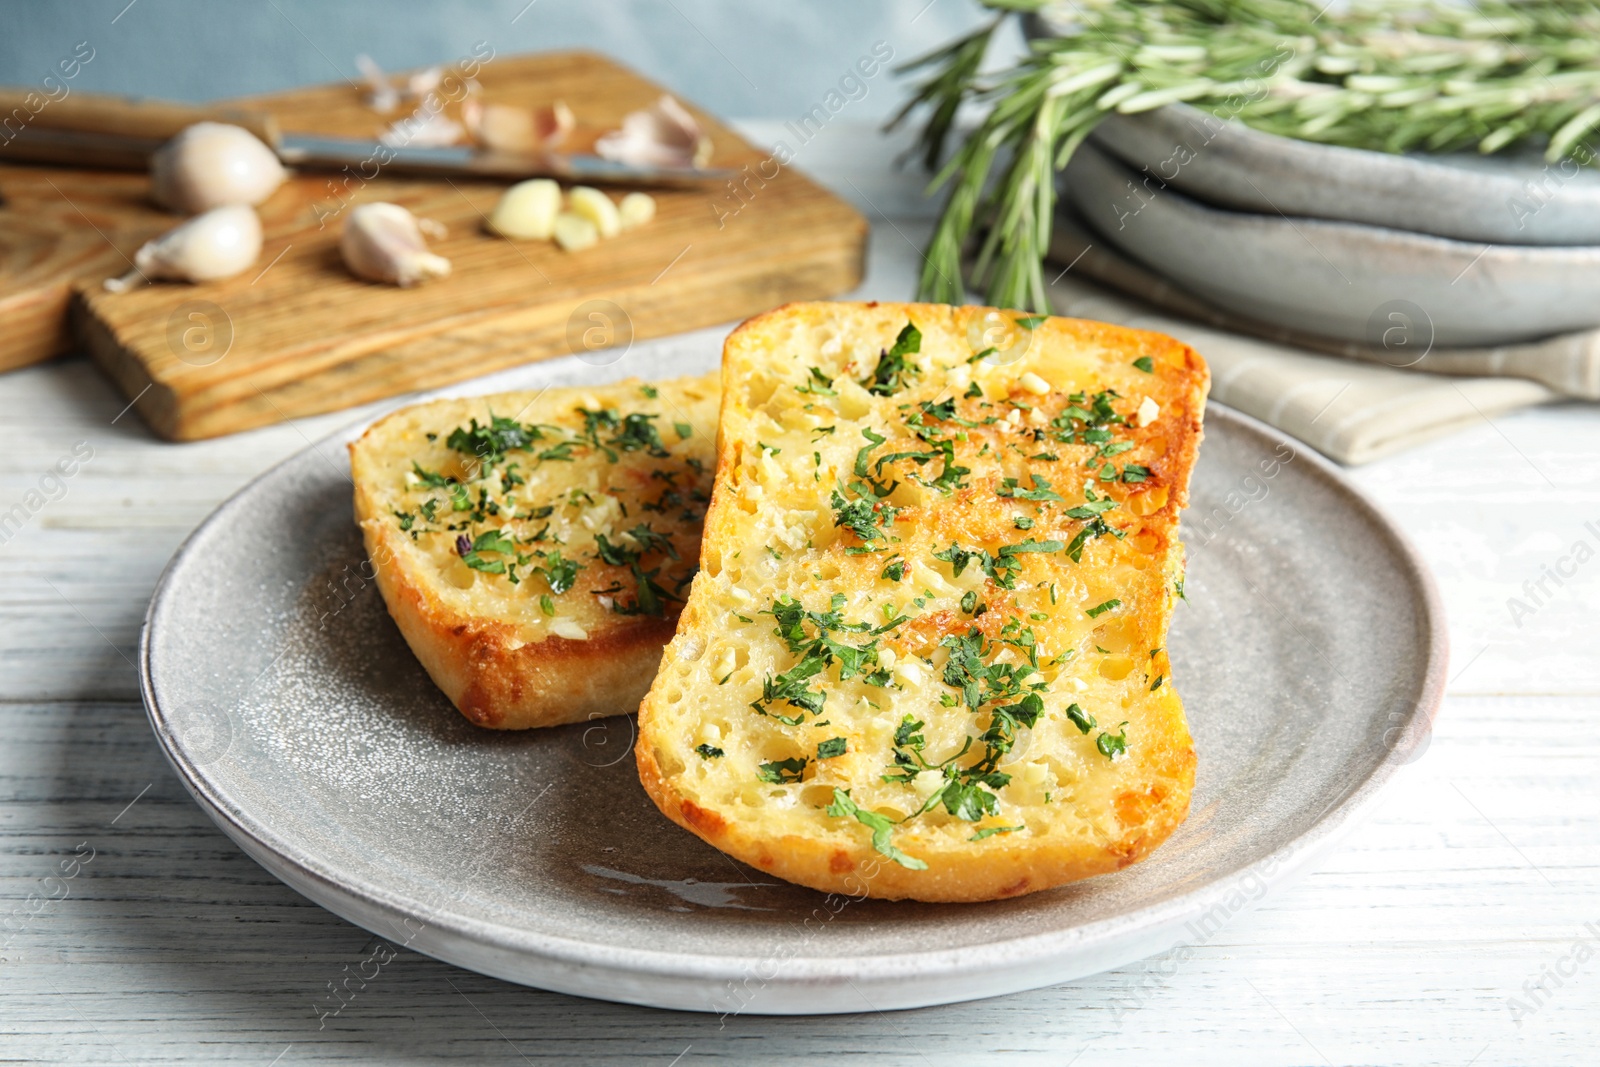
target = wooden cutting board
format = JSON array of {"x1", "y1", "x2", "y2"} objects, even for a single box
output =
[{"x1": 0, "y1": 51, "x2": 867, "y2": 440}]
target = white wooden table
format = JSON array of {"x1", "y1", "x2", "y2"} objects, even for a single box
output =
[{"x1": 2, "y1": 122, "x2": 1597, "y2": 1066}]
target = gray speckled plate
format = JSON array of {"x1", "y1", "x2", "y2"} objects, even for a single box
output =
[
  {"x1": 139, "y1": 348, "x2": 1445, "y2": 1015},
  {"x1": 1089, "y1": 103, "x2": 1600, "y2": 248},
  {"x1": 1064, "y1": 139, "x2": 1600, "y2": 346}
]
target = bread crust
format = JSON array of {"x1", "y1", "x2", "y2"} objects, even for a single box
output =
[
  {"x1": 637, "y1": 302, "x2": 1207, "y2": 902},
  {"x1": 350, "y1": 376, "x2": 718, "y2": 730},
  {"x1": 354, "y1": 495, "x2": 676, "y2": 729}
]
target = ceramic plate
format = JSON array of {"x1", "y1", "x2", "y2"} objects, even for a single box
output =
[
  {"x1": 140, "y1": 345, "x2": 1445, "y2": 1015},
  {"x1": 1063, "y1": 140, "x2": 1600, "y2": 346}
]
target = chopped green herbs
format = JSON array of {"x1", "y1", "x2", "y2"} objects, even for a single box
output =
[
  {"x1": 1132, "y1": 356, "x2": 1154, "y2": 374},
  {"x1": 798, "y1": 366, "x2": 838, "y2": 396},
  {"x1": 410, "y1": 461, "x2": 453, "y2": 488},
  {"x1": 695, "y1": 743, "x2": 724, "y2": 759},
  {"x1": 1097, "y1": 723, "x2": 1130, "y2": 760},
  {"x1": 996, "y1": 473, "x2": 1062, "y2": 501},
  {"x1": 817, "y1": 737, "x2": 848, "y2": 760},
  {"x1": 826, "y1": 788, "x2": 927, "y2": 870},
  {"x1": 446, "y1": 414, "x2": 540, "y2": 468},
  {"x1": 831, "y1": 488, "x2": 897, "y2": 546},
  {"x1": 862, "y1": 322, "x2": 922, "y2": 396},
  {"x1": 751, "y1": 595, "x2": 888, "y2": 723},
  {"x1": 970, "y1": 824, "x2": 1023, "y2": 841},
  {"x1": 1066, "y1": 703, "x2": 1097, "y2": 734},
  {"x1": 757, "y1": 757, "x2": 809, "y2": 784},
  {"x1": 533, "y1": 550, "x2": 581, "y2": 595},
  {"x1": 1085, "y1": 598, "x2": 1121, "y2": 619}
]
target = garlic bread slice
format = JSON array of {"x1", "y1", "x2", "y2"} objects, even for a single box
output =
[
  {"x1": 637, "y1": 303, "x2": 1207, "y2": 901},
  {"x1": 351, "y1": 374, "x2": 718, "y2": 729}
]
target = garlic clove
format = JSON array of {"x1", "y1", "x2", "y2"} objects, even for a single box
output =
[
  {"x1": 595, "y1": 95, "x2": 713, "y2": 169},
  {"x1": 149, "y1": 122, "x2": 287, "y2": 215},
  {"x1": 617, "y1": 191, "x2": 656, "y2": 230},
  {"x1": 340, "y1": 201, "x2": 451, "y2": 287},
  {"x1": 567, "y1": 186, "x2": 620, "y2": 238},
  {"x1": 552, "y1": 211, "x2": 598, "y2": 252},
  {"x1": 534, "y1": 101, "x2": 575, "y2": 148},
  {"x1": 488, "y1": 178, "x2": 561, "y2": 240},
  {"x1": 105, "y1": 204, "x2": 263, "y2": 292},
  {"x1": 463, "y1": 100, "x2": 574, "y2": 155}
]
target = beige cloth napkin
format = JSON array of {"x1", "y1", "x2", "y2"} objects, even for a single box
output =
[{"x1": 1040, "y1": 211, "x2": 1587, "y2": 464}]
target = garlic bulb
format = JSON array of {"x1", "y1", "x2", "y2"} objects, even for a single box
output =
[
  {"x1": 340, "y1": 202, "x2": 451, "y2": 287},
  {"x1": 104, "y1": 205, "x2": 263, "y2": 292},
  {"x1": 150, "y1": 122, "x2": 287, "y2": 214}
]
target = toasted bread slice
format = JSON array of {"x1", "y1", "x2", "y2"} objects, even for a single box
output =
[
  {"x1": 637, "y1": 302, "x2": 1207, "y2": 902},
  {"x1": 351, "y1": 374, "x2": 718, "y2": 729}
]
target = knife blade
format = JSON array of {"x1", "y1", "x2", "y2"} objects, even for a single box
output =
[{"x1": 276, "y1": 133, "x2": 734, "y2": 186}]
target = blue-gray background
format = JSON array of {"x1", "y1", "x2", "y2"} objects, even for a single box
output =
[{"x1": 0, "y1": 0, "x2": 998, "y2": 119}]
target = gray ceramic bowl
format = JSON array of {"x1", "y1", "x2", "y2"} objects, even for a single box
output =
[
  {"x1": 1023, "y1": 10, "x2": 1600, "y2": 245},
  {"x1": 140, "y1": 354, "x2": 1445, "y2": 1014},
  {"x1": 1063, "y1": 140, "x2": 1600, "y2": 346},
  {"x1": 1090, "y1": 104, "x2": 1600, "y2": 247}
]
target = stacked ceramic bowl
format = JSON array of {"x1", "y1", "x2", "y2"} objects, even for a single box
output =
[{"x1": 1055, "y1": 102, "x2": 1600, "y2": 349}]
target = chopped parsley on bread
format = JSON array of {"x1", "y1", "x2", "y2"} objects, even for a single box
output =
[
  {"x1": 636, "y1": 303, "x2": 1207, "y2": 901},
  {"x1": 350, "y1": 374, "x2": 718, "y2": 729}
]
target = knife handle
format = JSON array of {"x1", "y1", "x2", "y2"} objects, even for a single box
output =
[{"x1": 0, "y1": 89, "x2": 279, "y2": 168}]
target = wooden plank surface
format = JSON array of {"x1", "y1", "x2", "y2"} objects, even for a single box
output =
[
  {"x1": 0, "y1": 122, "x2": 1596, "y2": 1066},
  {"x1": 0, "y1": 52, "x2": 867, "y2": 439}
]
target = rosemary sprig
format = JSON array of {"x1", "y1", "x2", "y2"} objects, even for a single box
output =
[{"x1": 892, "y1": 0, "x2": 1600, "y2": 312}]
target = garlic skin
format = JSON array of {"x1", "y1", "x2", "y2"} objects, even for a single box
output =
[
  {"x1": 567, "y1": 186, "x2": 621, "y2": 238},
  {"x1": 340, "y1": 202, "x2": 451, "y2": 287},
  {"x1": 104, "y1": 204, "x2": 263, "y2": 292},
  {"x1": 150, "y1": 122, "x2": 287, "y2": 214},
  {"x1": 489, "y1": 179, "x2": 561, "y2": 239},
  {"x1": 595, "y1": 95, "x2": 713, "y2": 169}
]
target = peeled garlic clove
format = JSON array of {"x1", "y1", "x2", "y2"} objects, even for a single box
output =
[
  {"x1": 150, "y1": 122, "x2": 287, "y2": 215},
  {"x1": 105, "y1": 204, "x2": 263, "y2": 292},
  {"x1": 618, "y1": 191, "x2": 656, "y2": 230},
  {"x1": 340, "y1": 202, "x2": 451, "y2": 287},
  {"x1": 552, "y1": 211, "x2": 598, "y2": 252},
  {"x1": 489, "y1": 179, "x2": 561, "y2": 239},
  {"x1": 595, "y1": 95, "x2": 712, "y2": 169},
  {"x1": 568, "y1": 186, "x2": 620, "y2": 238}
]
